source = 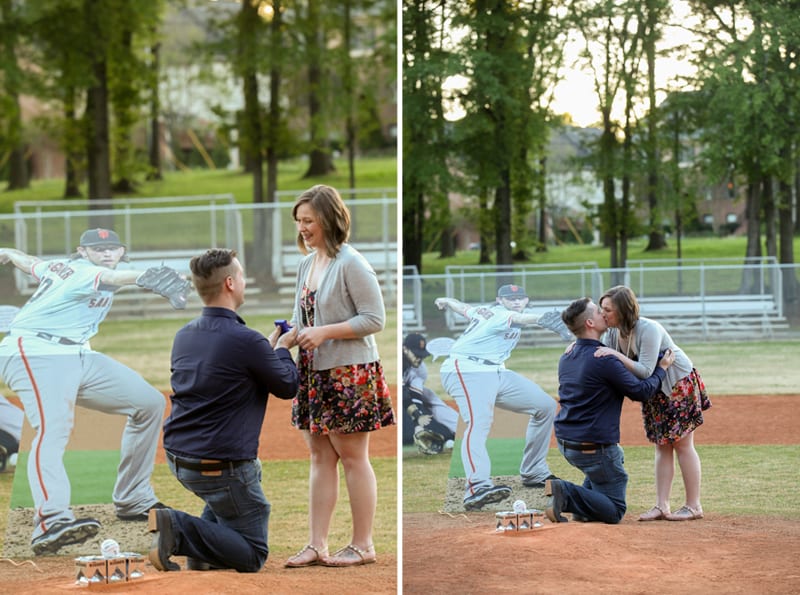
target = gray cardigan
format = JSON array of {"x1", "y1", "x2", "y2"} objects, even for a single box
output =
[
  {"x1": 602, "y1": 317, "x2": 693, "y2": 395},
  {"x1": 291, "y1": 243, "x2": 385, "y2": 371}
]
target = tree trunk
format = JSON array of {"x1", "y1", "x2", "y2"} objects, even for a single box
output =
[
  {"x1": 495, "y1": 169, "x2": 512, "y2": 267},
  {"x1": 85, "y1": 55, "x2": 113, "y2": 228},
  {"x1": 343, "y1": 0, "x2": 356, "y2": 190},
  {"x1": 7, "y1": 146, "x2": 28, "y2": 191},
  {"x1": 303, "y1": 0, "x2": 335, "y2": 178},
  {"x1": 440, "y1": 226, "x2": 455, "y2": 258},
  {"x1": 536, "y1": 156, "x2": 547, "y2": 252},
  {"x1": 1, "y1": 0, "x2": 29, "y2": 191},
  {"x1": 240, "y1": 0, "x2": 265, "y2": 280},
  {"x1": 762, "y1": 175, "x2": 776, "y2": 258},
  {"x1": 147, "y1": 41, "x2": 162, "y2": 181},
  {"x1": 741, "y1": 179, "x2": 762, "y2": 293},
  {"x1": 110, "y1": 27, "x2": 136, "y2": 194},
  {"x1": 777, "y1": 177, "x2": 798, "y2": 314},
  {"x1": 64, "y1": 90, "x2": 82, "y2": 198},
  {"x1": 794, "y1": 157, "x2": 800, "y2": 233},
  {"x1": 403, "y1": 191, "x2": 424, "y2": 272},
  {"x1": 258, "y1": 0, "x2": 284, "y2": 290},
  {"x1": 644, "y1": 0, "x2": 665, "y2": 251}
]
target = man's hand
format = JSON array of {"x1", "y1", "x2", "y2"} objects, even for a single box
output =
[
  {"x1": 658, "y1": 348, "x2": 675, "y2": 370},
  {"x1": 274, "y1": 327, "x2": 298, "y2": 351}
]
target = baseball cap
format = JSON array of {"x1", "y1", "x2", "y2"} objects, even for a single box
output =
[
  {"x1": 497, "y1": 284, "x2": 527, "y2": 298},
  {"x1": 403, "y1": 333, "x2": 431, "y2": 359},
  {"x1": 80, "y1": 228, "x2": 124, "y2": 248}
]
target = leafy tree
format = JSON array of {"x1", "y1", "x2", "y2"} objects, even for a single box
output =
[
  {"x1": 300, "y1": 0, "x2": 335, "y2": 177},
  {"x1": 402, "y1": 0, "x2": 454, "y2": 272},
  {"x1": 451, "y1": 0, "x2": 566, "y2": 268},
  {"x1": 0, "y1": 0, "x2": 30, "y2": 190},
  {"x1": 689, "y1": 0, "x2": 799, "y2": 298}
]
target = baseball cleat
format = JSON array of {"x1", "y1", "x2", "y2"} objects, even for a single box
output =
[
  {"x1": 117, "y1": 501, "x2": 170, "y2": 522},
  {"x1": 522, "y1": 473, "x2": 560, "y2": 490},
  {"x1": 31, "y1": 518, "x2": 101, "y2": 555},
  {"x1": 463, "y1": 485, "x2": 512, "y2": 511}
]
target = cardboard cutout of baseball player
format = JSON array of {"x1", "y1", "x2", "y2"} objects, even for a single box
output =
[
  {"x1": 0, "y1": 394, "x2": 23, "y2": 472},
  {"x1": 0, "y1": 228, "x2": 189, "y2": 555},
  {"x1": 435, "y1": 285, "x2": 559, "y2": 511},
  {"x1": 402, "y1": 333, "x2": 458, "y2": 454}
]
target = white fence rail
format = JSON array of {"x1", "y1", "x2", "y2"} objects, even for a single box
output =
[
  {"x1": 404, "y1": 261, "x2": 800, "y2": 343},
  {"x1": 2, "y1": 191, "x2": 397, "y2": 315}
]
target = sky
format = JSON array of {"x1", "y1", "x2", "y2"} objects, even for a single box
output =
[
  {"x1": 443, "y1": 1, "x2": 702, "y2": 128},
  {"x1": 553, "y1": 1, "x2": 702, "y2": 127}
]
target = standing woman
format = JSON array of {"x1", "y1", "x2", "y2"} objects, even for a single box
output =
[
  {"x1": 284, "y1": 185, "x2": 395, "y2": 568},
  {"x1": 597, "y1": 285, "x2": 711, "y2": 521}
]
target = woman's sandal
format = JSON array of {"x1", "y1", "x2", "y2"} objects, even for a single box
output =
[
  {"x1": 284, "y1": 544, "x2": 328, "y2": 568},
  {"x1": 665, "y1": 505, "x2": 704, "y2": 521},
  {"x1": 638, "y1": 505, "x2": 668, "y2": 521},
  {"x1": 320, "y1": 544, "x2": 377, "y2": 567}
]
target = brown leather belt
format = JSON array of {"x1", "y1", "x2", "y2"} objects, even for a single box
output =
[
  {"x1": 166, "y1": 451, "x2": 250, "y2": 471},
  {"x1": 558, "y1": 439, "x2": 614, "y2": 451}
]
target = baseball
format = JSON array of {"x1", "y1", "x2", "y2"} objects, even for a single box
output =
[
  {"x1": 512, "y1": 499, "x2": 527, "y2": 514},
  {"x1": 100, "y1": 538, "x2": 120, "y2": 558}
]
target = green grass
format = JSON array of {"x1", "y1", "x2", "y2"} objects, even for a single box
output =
[
  {"x1": 0, "y1": 156, "x2": 397, "y2": 212},
  {"x1": 403, "y1": 443, "x2": 800, "y2": 519},
  {"x1": 11, "y1": 452, "x2": 120, "y2": 507},
  {"x1": 420, "y1": 235, "x2": 800, "y2": 275}
]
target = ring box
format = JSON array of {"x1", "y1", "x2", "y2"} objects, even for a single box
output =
[
  {"x1": 495, "y1": 510, "x2": 545, "y2": 533},
  {"x1": 75, "y1": 556, "x2": 108, "y2": 585},
  {"x1": 75, "y1": 553, "x2": 146, "y2": 585}
]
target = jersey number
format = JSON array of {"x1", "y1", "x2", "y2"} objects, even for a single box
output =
[{"x1": 28, "y1": 278, "x2": 54, "y2": 303}]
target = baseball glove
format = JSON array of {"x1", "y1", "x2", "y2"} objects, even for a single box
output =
[
  {"x1": 136, "y1": 266, "x2": 191, "y2": 310},
  {"x1": 413, "y1": 427, "x2": 445, "y2": 455},
  {"x1": 538, "y1": 309, "x2": 573, "y2": 341}
]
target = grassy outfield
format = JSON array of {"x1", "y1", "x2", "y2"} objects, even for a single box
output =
[
  {"x1": 0, "y1": 156, "x2": 397, "y2": 211},
  {"x1": 404, "y1": 340, "x2": 800, "y2": 518},
  {"x1": 0, "y1": 310, "x2": 398, "y2": 556},
  {"x1": 421, "y1": 235, "x2": 800, "y2": 274}
]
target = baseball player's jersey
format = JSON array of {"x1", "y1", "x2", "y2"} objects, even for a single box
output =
[
  {"x1": 446, "y1": 304, "x2": 521, "y2": 365},
  {"x1": 403, "y1": 360, "x2": 429, "y2": 393},
  {"x1": 10, "y1": 258, "x2": 115, "y2": 344}
]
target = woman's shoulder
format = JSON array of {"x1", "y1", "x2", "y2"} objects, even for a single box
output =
[
  {"x1": 335, "y1": 244, "x2": 373, "y2": 269},
  {"x1": 636, "y1": 317, "x2": 673, "y2": 342}
]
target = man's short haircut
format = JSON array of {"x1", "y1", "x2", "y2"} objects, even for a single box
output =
[
  {"x1": 189, "y1": 248, "x2": 238, "y2": 301},
  {"x1": 562, "y1": 297, "x2": 592, "y2": 335},
  {"x1": 292, "y1": 184, "x2": 351, "y2": 257}
]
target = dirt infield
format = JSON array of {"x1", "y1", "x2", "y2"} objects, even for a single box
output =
[
  {"x1": 3, "y1": 395, "x2": 799, "y2": 593},
  {"x1": 404, "y1": 394, "x2": 800, "y2": 595},
  {"x1": 1, "y1": 392, "x2": 397, "y2": 594}
]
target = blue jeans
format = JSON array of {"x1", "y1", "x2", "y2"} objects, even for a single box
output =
[
  {"x1": 166, "y1": 453, "x2": 270, "y2": 572},
  {"x1": 557, "y1": 443, "x2": 628, "y2": 524}
]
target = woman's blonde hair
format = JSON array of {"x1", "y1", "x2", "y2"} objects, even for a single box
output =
[
  {"x1": 599, "y1": 285, "x2": 640, "y2": 336},
  {"x1": 292, "y1": 185, "x2": 351, "y2": 257}
]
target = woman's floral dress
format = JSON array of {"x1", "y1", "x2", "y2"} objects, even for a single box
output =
[
  {"x1": 642, "y1": 369, "x2": 711, "y2": 445},
  {"x1": 292, "y1": 285, "x2": 395, "y2": 434}
]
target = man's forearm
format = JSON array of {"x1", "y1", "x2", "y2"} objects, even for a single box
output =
[
  {"x1": 509, "y1": 312, "x2": 541, "y2": 326},
  {"x1": 0, "y1": 248, "x2": 38, "y2": 273}
]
